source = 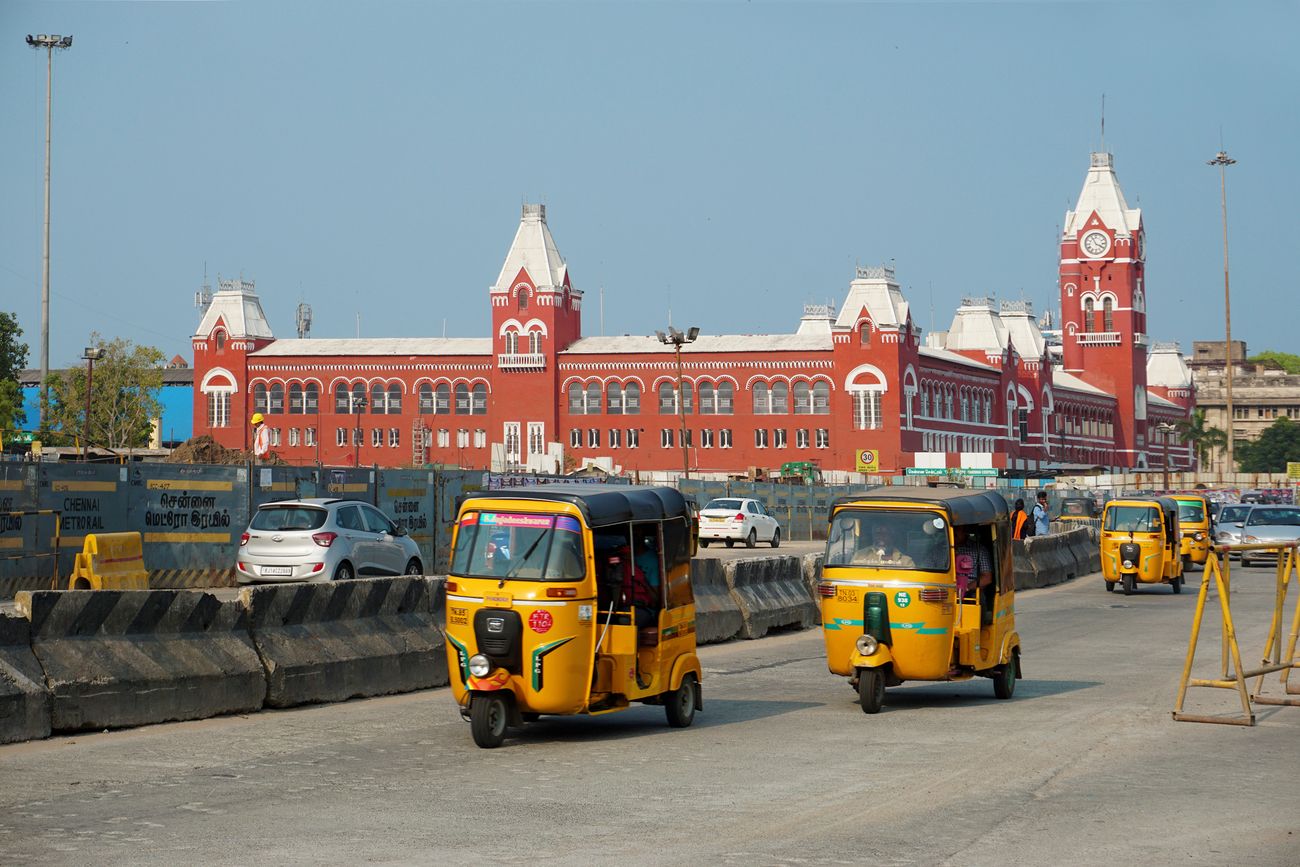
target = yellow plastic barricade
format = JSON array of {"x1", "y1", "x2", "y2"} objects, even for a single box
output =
[
  {"x1": 68, "y1": 532, "x2": 150, "y2": 590},
  {"x1": 1173, "y1": 542, "x2": 1300, "y2": 726}
]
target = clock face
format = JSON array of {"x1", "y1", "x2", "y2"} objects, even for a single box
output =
[{"x1": 1081, "y1": 230, "x2": 1111, "y2": 258}]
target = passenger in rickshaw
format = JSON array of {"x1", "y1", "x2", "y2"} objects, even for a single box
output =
[
  {"x1": 954, "y1": 525, "x2": 995, "y2": 626},
  {"x1": 632, "y1": 530, "x2": 662, "y2": 628}
]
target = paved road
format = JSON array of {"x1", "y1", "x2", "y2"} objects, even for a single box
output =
[
  {"x1": 2, "y1": 565, "x2": 1297, "y2": 866},
  {"x1": 695, "y1": 538, "x2": 822, "y2": 560}
]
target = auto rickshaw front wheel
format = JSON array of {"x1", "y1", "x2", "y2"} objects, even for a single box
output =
[
  {"x1": 665, "y1": 673, "x2": 698, "y2": 728},
  {"x1": 994, "y1": 654, "x2": 1019, "y2": 700},
  {"x1": 858, "y1": 668, "x2": 885, "y2": 714},
  {"x1": 1105, "y1": 580, "x2": 1115, "y2": 593},
  {"x1": 470, "y1": 694, "x2": 509, "y2": 749},
  {"x1": 1122, "y1": 573, "x2": 1136, "y2": 596}
]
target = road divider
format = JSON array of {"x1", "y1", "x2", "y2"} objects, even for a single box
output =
[
  {"x1": 0, "y1": 610, "x2": 50, "y2": 744},
  {"x1": 241, "y1": 575, "x2": 446, "y2": 708},
  {"x1": 725, "y1": 556, "x2": 819, "y2": 639},
  {"x1": 15, "y1": 589, "x2": 265, "y2": 733},
  {"x1": 690, "y1": 558, "x2": 744, "y2": 644}
]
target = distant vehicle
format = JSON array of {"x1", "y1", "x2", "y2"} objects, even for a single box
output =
[
  {"x1": 1238, "y1": 506, "x2": 1300, "y2": 568},
  {"x1": 776, "y1": 461, "x2": 823, "y2": 485},
  {"x1": 237, "y1": 498, "x2": 423, "y2": 584},
  {"x1": 1214, "y1": 504, "x2": 1253, "y2": 558},
  {"x1": 698, "y1": 497, "x2": 781, "y2": 548}
]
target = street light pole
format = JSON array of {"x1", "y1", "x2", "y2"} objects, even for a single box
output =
[
  {"x1": 1208, "y1": 149, "x2": 1237, "y2": 477},
  {"x1": 1157, "y1": 422, "x2": 1178, "y2": 493},
  {"x1": 657, "y1": 326, "x2": 699, "y2": 480},
  {"x1": 26, "y1": 34, "x2": 73, "y2": 428},
  {"x1": 81, "y1": 346, "x2": 103, "y2": 461}
]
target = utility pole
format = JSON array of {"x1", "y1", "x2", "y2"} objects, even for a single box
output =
[
  {"x1": 1208, "y1": 149, "x2": 1237, "y2": 477},
  {"x1": 81, "y1": 346, "x2": 103, "y2": 461},
  {"x1": 26, "y1": 34, "x2": 73, "y2": 427},
  {"x1": 657, "y1": 325, "x2": 699, "y2": 480}
]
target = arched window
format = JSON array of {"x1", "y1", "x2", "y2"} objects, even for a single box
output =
[
  {"x1": 920, "y1": 386, "x2": 930, "y2": 417},
  {"x1": 253, "y1": 383, "x2": 269, "y2": 414},
  {"x1": 334, "y1": 383, "x2": 349, "y2": 414},
  {"x1": 624, "y1": 382, "x2": 641, "y2": 414},
  {"x1": 304, "y1": 383, "x2": 319, "y2": 415},
  {"x1": 585, "y1": 382, "x2": 602, "y2": 415},
  {"x1": 388, "y1": 384, "x2": 402, "y2": 414},
  {"x1": 268, "y1": 384, "x2": 283, "y2": 415},
  {"x1": 351, "y1": 383, "x2": 366, "y2": 414},
  {"x1": 717, "y1": 381, "x2": 734, "y2": 415},
  {"x1": 568, "y1": 382, "x2": 585, "y2": 415},
  {"x1": 1103, "y1": 297, "x2": 1114, "y2": 332},
  {"x1": 419, "y1": 383, "x2": 434, "y2": 414},
  {"x1": 471, "y1": 383, "x2": 488, "y2": 414},
  {"x1": 698, "y1": 381, "x2": 716, "y2": 415},
  {"x1": 793, "y1": 382, "x2": 812, "y2": 414},
  {"x1": 812, "y1": 381, "x2": 830, "y2": 415},
  {"x1": 435, "y1": 384, "x2": 451, "y2": 414},
  {"x1": 771, "y1": 381, "x2": 789, "y2": 414},
  {"x1": 529, "y1": 330, "x2": 542, "y2": 355},
  {"x1": 454, "y1": 383, "x2": 470, "y2": 415},
  {"x1": 504, "y1": 331, "x2": 518, "y2": 354},
  {"x1": 659, "y1": 382, "x2": 676, "y2": 414},
  {"x1": 860, "y1": 324, "x2": 871, "y2": 346},
  {"x1": 214, "y1": 330, "x2": 226, "y2": 350},
  {"x1": 752, "y1": 382, "x2": 770, "y2": 415},
  {"x1": 370, "y1": 382, "x2": 385, "y2": 414},
  {"x1": 289, "y1": 383, "x2": 304, "y2": 415},
  {"x1": 517, "y1": 290, "x2": 528, "y2": 311},
  {"x1": 1083, "y1": 298, "x2": 1094, "y2": 333},
  {"x1": 606, "y1": 381, "x2": 624, "y2": 414}
]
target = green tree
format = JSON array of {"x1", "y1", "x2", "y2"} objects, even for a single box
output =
[
  {"x1": 1247, "y1": 350, "x2": 1300, "y2": 374},
  {"x1": 1175, "y1": 408, "x2": 1229, "y2": 468},
  {"x1": 0, "y1": 311, "x2": 30, "y2": 435},
  {"x1": 46, "y1": 334, "x2": 165, "y2": 450},
  {"x1": 1235, "y1": 417, "x2": 1300, "y2": 473}
]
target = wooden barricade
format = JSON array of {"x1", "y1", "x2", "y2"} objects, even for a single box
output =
[
  {"x1": 68, "y1": 532, "x2": 149, "y2": 590},
  {"x1": 1173, "y1": 542, "x2": 1300, "y2": 726}
]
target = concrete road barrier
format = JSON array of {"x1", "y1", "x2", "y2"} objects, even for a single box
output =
[
  {"x1": 726, "y1": 556, "x2": 819, "y2": 640},
  {"x1": 16, "y1": 589, "x2": 265, "y2": 732},
  {"x1": 1011, "y1": 540, "x2": 1037, "y2": 591},
  {"x1": 242, "y1": 576, "x2": 446, "y2": 709},
  {"x1": 690, "y1": 558, "x2": 744, "y2": 644},
  {"x1": 0, "y1": 610, "x2": 50, "y2": 744},
  {"x1": 801, "y1": 553, "x2": 824, "y2": 625}
]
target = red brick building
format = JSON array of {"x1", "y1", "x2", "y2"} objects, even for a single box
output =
[{"x1": 191, "y1": 152, "x2": 1193, "y2": 476}]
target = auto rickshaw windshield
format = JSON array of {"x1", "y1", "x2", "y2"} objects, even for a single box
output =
[
  {"x1": 825, "y1": 510, "x2": 949, "y2": 571},
  {"x1": 1176, "y1": 501, "x2": 1206, "y2": 523},
  {"x1": 1105, "y1": 505, "x2": 1161, "y2": 532},
  {"x1": 450, "y1": 512, "x2": 586, "y2": 581}
]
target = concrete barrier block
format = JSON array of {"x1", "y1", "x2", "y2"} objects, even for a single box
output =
[
  {"x1": 725, "y1": 556, "x2": 819, "y2": 640},
  {"x1": 17, "y1": 589, "x2": 265, "y2": 733},
  {"x1": 0, "y1": 611, "x2": 51, "y2": 744},
  {"x1": 242, "y1": 576, "x2": 446, "y2": 709},
  {"x1": 1011, "y1": 540, "x2": 1037, "y2": 592},
  {"x1": 1024, "y1": 536, "x2": 1066, "y2": 589},
  {"x1": 689, "y1": 558, "x2": 743, "y2": 644},
  {"x1": 800, "y1": 553, "x2": 824, "y2": 625}
]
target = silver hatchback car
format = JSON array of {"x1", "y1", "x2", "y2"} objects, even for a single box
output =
[{"x1": 237, "y1": 498, "x2": 424, "y2": 584}]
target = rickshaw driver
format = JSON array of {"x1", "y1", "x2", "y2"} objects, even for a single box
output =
[
  {"x1": 852, "y1": 523, "x2": 915, "y2": 567},
  {"x1": 954, "y1": 525, "x2": 995, "y2": 626}
]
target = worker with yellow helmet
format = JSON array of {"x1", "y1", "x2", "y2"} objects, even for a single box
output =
[{"x1": 251, "y1": 411, "x2": 269, "y2": 459}]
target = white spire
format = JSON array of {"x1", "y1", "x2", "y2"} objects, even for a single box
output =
[
  {"x1": 1063, "y1": 152, "x2": 1142, "y2": 237},
  {"x1": 194, "y1": 276, "x2": 273, "y2": 339},
  {"x1": 492, "y1": 204, "x2": 573, "y2": 293}
]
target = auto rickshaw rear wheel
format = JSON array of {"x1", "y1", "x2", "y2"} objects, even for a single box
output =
[
  {"x1": 858, "y1": 668, "x2": 885, "y2": 714},
  {"x1": 1122, "y1": 573, "x2": 1135, "y2": 596},
  {"x1": 665, "y1": 673, "x2": 698, "y2": 728},
  {"x1": 1171, "y1": 576, "x2": 1182, "y2": 594},
  {"x1": 470, "y1": 694, "x2": 509, "y2": 748},
  {"x1": 994, "y1": 654, "x2": 1018, "y2": 700}
]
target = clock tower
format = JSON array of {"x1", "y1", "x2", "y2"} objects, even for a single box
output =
[{"x1": 1059, "y1": 152, "x2": 1149, "y2": 468}]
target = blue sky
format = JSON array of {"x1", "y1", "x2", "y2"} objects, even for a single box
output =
[{"x1": 1, "y1": 1, "x2": 1296, "y2": 370}]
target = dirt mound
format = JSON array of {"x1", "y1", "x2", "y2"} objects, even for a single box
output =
[{"x1": 167, "y1": 435, "x2": 285, "y2": 465}]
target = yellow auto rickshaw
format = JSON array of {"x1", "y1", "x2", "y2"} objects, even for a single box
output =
[
  {"x1": 818, "y1": 489, "x2": 1022, "y2": 713},
  {"x1": 1100, "y1": 496, "x2": 1184, "y2": 595},
  {"x1": 1171, "y1": 493, "x2": 1211, "y2": 571},
  {"x1": 444, "y1": 486, "x2": 702, "y2": 748}
]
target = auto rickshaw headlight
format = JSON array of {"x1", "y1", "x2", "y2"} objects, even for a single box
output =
[
  {"x1": 468, "y1": 654, "x2": 492, "y2": 677},
  {"x1": 855, "y1": 634, "x2": 879, "y2": 656},
  {"x1": 1194, "y1": 532, "x2": 1205, "y2": 541},
  {"x1": 1122, "y1": 559, "x2": 1135, "y2": 569}
]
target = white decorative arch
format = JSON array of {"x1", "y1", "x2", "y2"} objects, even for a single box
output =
[
  {"x1": 201, "y1": 367, "x2": 238, "y2": 392},
  {"x1": 521, "y1": 317, "x2": 549, "y2": 336},
  {"x1": 497, "y1": 318, "x2": 524, "y2": 337},
  {"x1": 1016, "y1": 384, "x2": 1035, "y2": 411}
]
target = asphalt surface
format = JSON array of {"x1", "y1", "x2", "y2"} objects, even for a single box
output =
[{"x1": 2, "y1": 564, "x2": 1298, "y2": 866}]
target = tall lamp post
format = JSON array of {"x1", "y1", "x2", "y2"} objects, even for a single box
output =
[
  {"x1": 25, "y1": 34, "x2": 73, "y2": 427},
  {"x1": 353, "y1": 393, "x2": 367, "y2": 467},
  {"x1": 81, "y1": 346, "x2": 103, "y2": 461},
  {"x1": 657, "y1": 326, "x2": 699, "y2": 480},
  {"x1": 1156, "y1": 422, "x2": 1179, "y2": 493},
  {"x1": 1208, "y1": 149, "x2": 1237, "y2": 477}
]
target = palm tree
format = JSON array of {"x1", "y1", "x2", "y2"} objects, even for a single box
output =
[{"x1": 1176, "y1": 409, "x2": 1229, "y2": 469}]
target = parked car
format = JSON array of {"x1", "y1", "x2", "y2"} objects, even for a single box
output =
[
  {"x1": 697, "y1": 497, "x2": 781, "y2": 548},
  {"x1": 237, "y1": 498, "x2": 423, "y2": 584},
  {"x1": 1237, "y1": 506, "x2": 1300, "y2": 568},
  {"x1": 1213, "y1": 504, "x2": 1253, "y2": 558}
]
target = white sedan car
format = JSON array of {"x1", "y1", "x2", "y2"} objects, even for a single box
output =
[{"x1": 698, "y1": 498, "x2": 781, "y2": 548}]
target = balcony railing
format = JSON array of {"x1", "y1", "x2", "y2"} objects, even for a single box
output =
[
  {"x1": 1075, "y1": 332, "x2": 1122, "y2": 346},
  {"x1": 497, "y1": 353, "x2": 546, "y2": 369}
]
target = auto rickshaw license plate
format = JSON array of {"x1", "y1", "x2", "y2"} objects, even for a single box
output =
[
  {"x1": 836, "y1": 587, "x2": 859, "y2": 603},
  {"x1": 483, "y1": 593, "x2": 512, "y2": 608}
]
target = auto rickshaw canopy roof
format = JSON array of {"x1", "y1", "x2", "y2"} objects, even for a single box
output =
[
  {"x1": 831, "y1": 488, "x2": 1009, "y2": 526},
  {"x1": 463, "y1": 485, "x2": 692, "y2": 529}
]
